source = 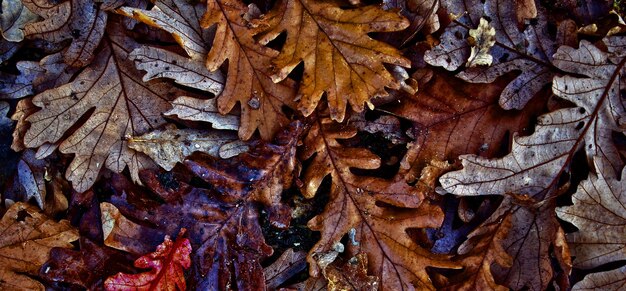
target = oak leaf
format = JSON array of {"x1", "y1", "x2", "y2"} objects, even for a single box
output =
[
  {"x1": 104, "y1": 122, "x2": 303, "y2": 290},
  {"x1": 301, "y1": 115, "x2": 457, "y2": 290},
  {"x1": 117, "y1": 0, "x2": 225, "y2": 96},
  {"x1": 390, "y1": 72, "x2": 543, "y2": 182},
  {"x1": 380, "y1": 0, "x2": 440, "y2": 46},
  {"x1": 425, "y1": 0, "x2": 563, "y2": 110},
  {"x1": 440, "y1": 37, "x2": 626, "y2": 198},
  {"x1": 127, "y1": 127, "x2": 247, "y2": 171},
  {"x1": 40, "y1": 238, "x2": 137, "y2": 289},
  {"x1": 23, "y1": 0, "x2": 108, "y2": 67},
  {"x1": 169, "y1": 0, "x2": 297, "y2": 140},
  {"x1": 442, "y1": 212, "x2": 513, "y2": 291},
  {"x1": 264, "y1": 248, "x2": 307, "y2": 290},
  {"x1": 557, "y1": 157, "x2": 626, "y2": 270},
  {"x1": 104, "y1": 229, "x2": 192, "y2": 291},
  {"x1": 571, "y1": 265, "x2": 626, "y2": 291},
  {"x1": 0, "y1": 202, "x2": 78, "y2": 290},
  {"x1": 0, "y1": 0, "x2": 38, "y2": 42},
  {"x1": 257, "y1": 0, "x2": 410, "y2": 122},
  {"x1": 22, "y1": 26, "x2": 184, "y2": 192}
]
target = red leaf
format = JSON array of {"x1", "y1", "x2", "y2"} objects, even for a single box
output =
[{"x1": 104, "y1": 229, "x2": 192, "y2": 291}]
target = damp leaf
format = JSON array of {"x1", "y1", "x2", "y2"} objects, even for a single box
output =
[
  {"x1": 256, "y1": 0, "x2": 410, "y2": 121},
  {"x1": 0, "y1": 202, "x2": 78, "y2": 291}
]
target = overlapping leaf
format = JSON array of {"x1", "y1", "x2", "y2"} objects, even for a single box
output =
[
  {"x1": 390, "y1": 72, "x2": 543, "y2": 182},
  {"x1": 165, "y1": 0, "x2": 297, "y2": 140},
  {"x1": 104, "y1": 122, "x2": 302, "y2": 289},
  {"x1": 0, "y1": 202, "x2": 78, "y2": 290},
  {"x1": 0, "y1": 0, "x2": 38, "y2": 42},
  {"x1": 301, "y1": 115, "x2": 457, "y2": 290},
  {"x1": 23, "y1": 0, "x2": 107, "y2": 67},
  {"x1": 257, "y1": 0, "x2": 410, "y2": 122},
  {"x1": 380, "y1": 0, "x2": 440, "y2": 46},
  {"x1": 23, "y1": 25, "x2": 182, "y2": 192},
  {"x1": 557, "y1": 157, "x2": 626, "y2": 280},
  {"x1": 440, "y1": 38, "x2": 626, "y2": 197},
  {"x1": 572, "y1": 266, "x2": 626, "y2": 291},
  {"x1": 425, "y1": 0, "x2": 564, "y2": 110},
  {"x1": 104, "y1": 229, "x2": 192, "y2": 291}
]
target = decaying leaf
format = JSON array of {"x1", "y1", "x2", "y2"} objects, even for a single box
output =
[
  {"x1": 118, "y1": 0, "x2": 225, "y2": 95},
  {"x1": 127, "y1": 127, "x2": 248, "y2": 171},
  {"x1": 571, "y1": 265, "x2": 626, "y2": 291},
  {"x1": 104, "y1": 122, "x2": 303, "y2": 289},
  {"x1": 556, "y1": 157, "x2": 626, "y2": 269},
  {"x1": 264, "y1": 248, "x2": 307, "y2": 289},
  {"x1": 23, "y1": 0, "x2": 107, "y2": 67},
  {"x1": 380, "y1": 0, "x2": 440, "y2": 46},
  {"x1": 440, "y1": 37, "x2": 626, "y2": 198},
  {"x1": 425, "y1": 0, "x2": 563, "y2": 110},
  {"x1": 443, "y1": 212, "x2": 513, "y2": 290},
  {"x1": 257, "y1": 0, "x2": 410, "y2": 122},
  {"x1": 466, "y1": 18, "x2": 496, "y2": 67},
  {"x1": 104, "y1": 229, "x2": 192, "y2": 291},
  {"x1": 323, "y1": 253, "x2": 378, "y2": 291},
  {"x1": 301, "y1": 115, "x2": 457, "y2": 290},
  {"x1": 391, "y1": 72, "x2": 543, "y2": 182},
  {"x1": 0, "y1": 202, "x2": 78, "y2": 290},
  {"x1": 23, "y1": 26, "x2": 182, "y2": 192},
  {"x1": 0, "y1": 0, "x2": 38, "y2": 42},
  {"x1": 40, "y1": 238, "x2": 137, "y2": 289},
  {"x1": 163, "y1": 0, "x2": 297, "y2": 140}
]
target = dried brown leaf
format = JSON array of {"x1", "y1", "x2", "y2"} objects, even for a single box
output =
[
  {"x1": 127, "y1": 127, "x2": 247, "y2": 171},
  {"x1": 257, "y1": 0, "x2": 410, "y2": 122},
  {"x1": 23, "y1": 26, "x2": 183, "y2": 192},
  {"x1": 264, "y1": 248, "x2": 307, "y2": 289},
  {"x1": 0, "y1": 202, "x2": 78, "y2": 290},
  {"x1": 0, "y1": 0, "x2": 38, "y2": 42},
  {"x1": 571, "y1": 265, "x2": 626, "y2": 291},
  {"x1": 193, "y1": 0, "x2": 297, "y2": 140},
  {"x1": 301, "y1": 115, "x2": 457, "y2": 290}
]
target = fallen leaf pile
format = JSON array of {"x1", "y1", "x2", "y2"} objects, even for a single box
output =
[{"x1": 0, "y1": 0, "x2": 624, "y2": 290}]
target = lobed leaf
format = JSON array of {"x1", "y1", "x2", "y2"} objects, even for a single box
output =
[{"x1": 257, "y1": 0, "x2": 410, "y2": 122}]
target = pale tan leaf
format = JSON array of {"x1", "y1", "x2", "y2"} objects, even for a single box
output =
[
  {"x1": 440, "y1": 38, "x2": 626, "y2": 198},
  {"x1": 128, "y1": 127, "x2": 248, "y2": 171},
  {"x1": 556, "y1": 157, "x2": 626, "y2": 269},
  {"x1": 129, "y1": 46, "x2": 223, "y2": 94},
  {"x1": 572, "y1": 266, "x2": 626, "y2": 291},
  {"x1": 0, "y1": 202, "x2": 78, "y2": 291},
  {"x1": 23, "y1": 0, "x2": 107, "y2": 67},
  {"x1": 23, "y1": 28, "x2": 180, "y2": 192},
  {"x1": 165, "y1": 96, "x2": 240, "y2": 129},
  {"x1": 466, "y1": 18, "x2": 496, "y2": 67}
]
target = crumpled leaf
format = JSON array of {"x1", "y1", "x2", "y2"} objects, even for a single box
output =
[
  {"x1": 380, "y1": 0, "x2": 440, "y2": 46},
  {"x1": 40, "y1": 238, "x2": 137, "y2": 290},
  {"x1": 104, "y1": 229, "x2": 192, "y2": 291},
  {"x1": 23, "y1": 0, "x2": 107, "y2": 67},
  {"x1": 118, "y1": 0, "x2": 225, "y2": 96},
  {"x1": 322, "y1": 253, "x2": 378, "y2": 291},
  {"x1": 264, "y1": 248, "x2": 307, "y2": 290},
  {"x1": 443, "y1": 212, "x2": 513, "y2": 291},
  {"x1": 105, "y1": 122, "x2": 303, "y2": 290},
  {"x1": 0, "y1": 202, "x2": 78, "y2": 290},
  {"x1": 158, "y1": 0, "x2": 297, "y2": 140},
  {"x1": 391, "y1": 72, "x2": 543, "y2": 182},
  {"x1": 23, "y1": 26, "x2": 184, "y2": 192},
  {"x1": 0, "y1": 0, "x2": 39, "y2": 42},
  {"x1": 129, "y1": 46, "x2": 223, "y2": 94},
  {"x1": 425, "y1": 0, "x2": 563, "y2": 110},
  {"x1": 440, "y1": 38, "x2": 626, "y2": 197},
  {"x1": 571, "y1": 265, "x2": 626, "y2": 291},
  {"x1": 301, "y1": 115, "x2": 457, "y2": 290},
  {"x1": 257, "y1": 0, "x2": 410, "y2": 122},
  {"x1": 556, "y1": 157, "x2": 626, "y2": 269},
  {"x1": 466, "y1": 18, "x2": 496, "y2": 67},
  {"x1": 127, "y1": 127, "x2": 248, "y2": 171},
  {"x1": 16, "y1": 149, "x2": 47, "y2": 209}
]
